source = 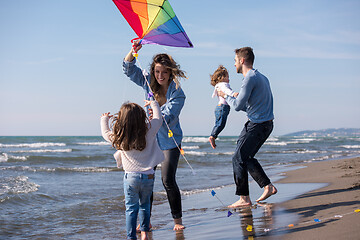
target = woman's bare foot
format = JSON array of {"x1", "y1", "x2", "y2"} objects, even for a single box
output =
[
  {"x1": 173, "y1": 218, "x2": 185, "y2": 231},
  {"x1": 227, "y1": 195, "x2": 252, "y2": 208},
  {"x1": 256, "y1": 184, "x2": 277, "y2": 202},
  {"x1": 136, "y1": 222, "x2": 152, "y2": 233},
  {"x1": 141, "y1": 231, "x2": 149, "y2": 240},
  {"x1": 209, "y1": 136, "x2": 216, "y2": 149}
]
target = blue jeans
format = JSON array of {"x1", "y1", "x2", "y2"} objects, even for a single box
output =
[
  {"x1": 210, "y1": 104, "x2": 230, "y2": 139},
  {"x1": 124, "y1": 173, "x2": 155, "y2": 239},
  {"x1": 232, "y1": 120, "x2": 273, "y2": 196}
]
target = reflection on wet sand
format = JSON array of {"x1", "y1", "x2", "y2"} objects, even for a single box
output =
[
  {"x1": 175, "y1": 229, "x2": 185, "y2": 240},
  {"x1": 150, "y1": 182, "x2": 325, "y2": 239},
  {"x1": 235, "y1": 203, "x2": 275, "y2": 239}
]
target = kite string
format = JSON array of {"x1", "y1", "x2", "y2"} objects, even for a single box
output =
[
  {"x1": 210, "y1": 190, "x2": 233, "y2": 217},
  {"x1": 135, "y1": 55, "x2": 195, "y2": 175},
  {"x1": 162, "y1": 117, "x2": 195, "y2": 174}
]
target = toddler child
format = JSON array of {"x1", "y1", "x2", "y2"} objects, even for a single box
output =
[
  {"x1": 100, "y1": 100, "x2": 164, "y2": 240},
  {"x1": 209, "y1": 65, "x2": 238, "y2": 149}
]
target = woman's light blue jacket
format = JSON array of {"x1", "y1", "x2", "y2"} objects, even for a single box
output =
[{"x1": 123, "y1": 58, "x2": 185, "y2": 150}]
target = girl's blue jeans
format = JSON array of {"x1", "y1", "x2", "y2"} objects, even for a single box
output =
[
  {"x1": 123, "y1": 173, "x2": 155, "y2": 239},
  {"x1": 210, "y1": 104, "x2": 230, "y2": 139}
]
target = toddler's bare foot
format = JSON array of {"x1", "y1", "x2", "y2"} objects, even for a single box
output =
[
  {"x1": 209, "y1": 136, "x2": 216, "y2": 149},
  {"x1": 256, "y1": 184, "x2": 277, "y2": 202},
  {"x1": 173, "y1": 218, "x2": 185, "y2": 231},
  {"x1": 228, "y1": 195, "x2": 252, "y2": 208}
]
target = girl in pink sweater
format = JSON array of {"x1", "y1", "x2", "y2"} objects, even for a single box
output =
[{"x1": 101, "y1": 100, "x2": 164, "y2": 240}]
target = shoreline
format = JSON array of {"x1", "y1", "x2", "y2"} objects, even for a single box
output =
[
  {"x1": 275, "y1": 157, "x2": 360, "y2": 240},
  {"x1": 149, "y1": 157, "x2": 360, "y2": 239}
]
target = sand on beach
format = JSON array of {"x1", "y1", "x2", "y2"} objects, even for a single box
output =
[
  {"x1": 148, "y1": 157, "x2": 360, "y2": 240},
  {"x1": 276, "y1": 157, "x2": 360, "y2": 240}
]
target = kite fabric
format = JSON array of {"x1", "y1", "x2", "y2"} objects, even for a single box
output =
[{"x1": 112, "y1": 0, "x2": 193, "y2": 48}]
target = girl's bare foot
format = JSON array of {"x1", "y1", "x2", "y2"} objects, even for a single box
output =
[
  {"x1": 173, "y1": 218, "x2": 185, "y2": 231},
  {"x1": 209, "y1": 136, "x2": 216, "y2": 149},
  {"x1": 256, "y1": 184, "x2": 277, "y2": 202},
  {"x1": 227, "y1": 195, "x2": 252, "y2": 208},
  {"x1": 141, "y1": 231, "x2": 149, "y2": 240}
]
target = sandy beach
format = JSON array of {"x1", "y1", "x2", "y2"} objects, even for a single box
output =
[
  {"x1": 276, "y1": 157, "x2": 360, "y2": 240},
  {"x1": 148, "y1": 157, "x2": 360, "y2": 240}
]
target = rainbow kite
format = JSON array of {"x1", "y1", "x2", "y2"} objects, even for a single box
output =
[{"x1": 112, "y1": 0, "x2": 193, "y2": 48}]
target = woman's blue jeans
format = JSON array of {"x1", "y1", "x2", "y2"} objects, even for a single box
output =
[
  {"x1": 123, "y1": 173, "x2": 154, "y2": 239},
  {"x1": 210, "y1": 104, "x2": 230, "y2": 139},
  {"x1": 232, "y1": 120, "x2": 273, "y2": 196}
]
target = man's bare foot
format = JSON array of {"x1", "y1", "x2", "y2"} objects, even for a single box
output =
[
  {"x1": 141, "y1": 231, "x2": 149, "y2": 240},
  {"x1": 173, "y1": 218, "x2": 185, "y2": 231},
  {"x1": 228, "y1": 195, "x2": 252, "y2": 208},
  {"x1": 136, "y1": 222, "x2": 152, "y2": 233},
  {"x1": 209, "y1": 136, "x2": 216, "y2": 149},
  {"x1": 256, "y1": 184, "x2": 277, "y2": 202}
]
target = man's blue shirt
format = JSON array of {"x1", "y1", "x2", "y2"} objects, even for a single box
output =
[{"x1": 226, "y1": 69, "x2": 274, "y2": 123}]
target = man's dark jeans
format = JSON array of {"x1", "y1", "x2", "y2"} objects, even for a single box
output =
[{"x1": 232, "y1": 120, "x2": 273, "y2": 196}]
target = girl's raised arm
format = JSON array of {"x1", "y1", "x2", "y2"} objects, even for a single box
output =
[{"x1": 100, "y1": 112, "x2": 113, "y2": 143}]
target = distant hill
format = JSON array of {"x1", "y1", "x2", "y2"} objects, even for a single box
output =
[{"x1": 284, "y1": 128, "x2": 360, "y2": 137}]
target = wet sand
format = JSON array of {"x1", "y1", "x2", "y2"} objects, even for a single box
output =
[
  {"x1": 147, "y1": 157, "x2": 360, "y2": 239},
  {"x1": 275, "y1": 157, "x2": 360, "y2": 240}
]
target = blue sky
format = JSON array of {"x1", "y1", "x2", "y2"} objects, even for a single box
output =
[{"x1": 1, "y1": 0, "x2": 359, "y2": 136}]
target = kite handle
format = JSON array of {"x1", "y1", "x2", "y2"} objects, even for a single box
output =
[
  {"x1": 131, "y1": 37, "x2": 142, "y2": 43},
  {"x1": 131, "y1": 38, "x2": 143, "y2": 48},
  {"x1": 131, "y1": 38, "x2": 143, "y2": 58}
]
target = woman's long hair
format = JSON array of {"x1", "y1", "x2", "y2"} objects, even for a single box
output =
[
  {"x1": 150, "y1": 53, "x2": 187, "y2": 101},
  {"x1": 111, "y1": 102, "x2": 149, "y2": 151}
]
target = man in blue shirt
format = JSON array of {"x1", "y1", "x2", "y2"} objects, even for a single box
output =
[{"x1": 218, "y1": 47, "x2": 278, "y2": 207}]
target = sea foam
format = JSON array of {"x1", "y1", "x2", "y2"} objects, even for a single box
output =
[
  {"x1": 183, "y1": 137, "x2": 209, "y2": 143},
  {"x1": 0, "y1": 153, "x2": 28, "y2": 162},
  {"x1": 0, "y1": 176, "x2": 39, "y2": 196},
  {"x1": 0, "y1": 166, "x2": 114, "y2": 173},
  {"x1": 182, "y1": 146, "x2": 200, "y2": 150},
  {"x1": 10, "y1": 149, "x2": 72, "y2": 153},
  {"x1": 339, "y1": 145, "x2": 360, "y2": 149},
  {"x1": 77, "y1": 142, "x2": 110, "y2": 146},
  {"x1": 0, "y1": 142, "x2": 66, "y2": 148}
]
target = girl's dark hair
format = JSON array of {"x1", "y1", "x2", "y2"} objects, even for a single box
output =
[
  {"x1": 210, "y1": 65, "x2": 229, "y2": 86},
  {"x1": 150, "y1": 53, "x2": 186, "y2": 101},
  {"x1": 111, "y1": 102, "x2": 149, "y2": 151}
]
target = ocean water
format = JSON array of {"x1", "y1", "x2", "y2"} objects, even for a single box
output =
[{"x1": 1, "y1": 135, "x2": 360, "y2": 239}]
